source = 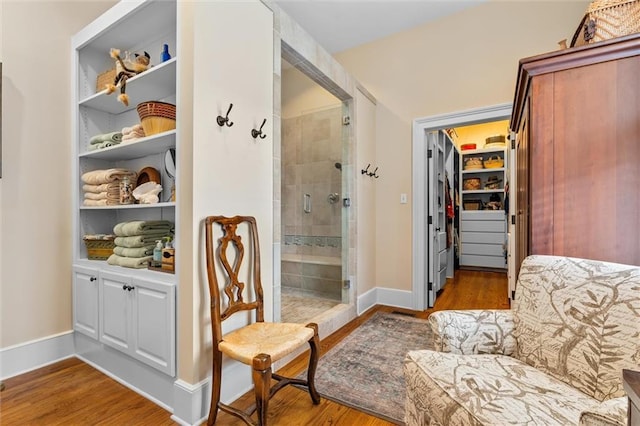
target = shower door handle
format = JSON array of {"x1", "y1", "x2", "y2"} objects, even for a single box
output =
[{"x1": 304, "y1": 193, "x2": 312, "y2": 213}]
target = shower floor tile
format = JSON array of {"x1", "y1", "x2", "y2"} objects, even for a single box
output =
[{"x1": 281, "y1": 288, "x2": 340, "y2": 324}]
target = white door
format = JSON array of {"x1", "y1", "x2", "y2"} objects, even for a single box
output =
[
  {"x1": 73, "y1": 265, "x2": 99, "y2": 339},
  {"x1": 99, "y1": 271, "x2": 131, "y2": 352},
  {"x1": 426, "y1": 130, "x2": 447, "y2": 307}
]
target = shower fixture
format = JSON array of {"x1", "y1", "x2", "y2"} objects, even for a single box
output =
[
  {"x1": 334, "y1": 162, "x2": 342, "y2": 171},
  {"x1": 327, "y1": 193, "x2": 340, "y2": 204}
]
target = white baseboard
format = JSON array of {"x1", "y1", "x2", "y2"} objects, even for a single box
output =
[
  {"x1": 0, "y1": 331, "x2": 75, "y2": 380},
  {"x1": 171, "y1": 379, "x2": 210, "y2": 426},
  {"x1": 357, "y1": 287, "x2": 414, "y2": 315}
]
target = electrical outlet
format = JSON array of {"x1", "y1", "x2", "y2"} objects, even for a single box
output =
[{"x1": 400, "y1": 193, "x2": 408, "y2": 204}]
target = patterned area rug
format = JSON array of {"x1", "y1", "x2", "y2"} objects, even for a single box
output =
[{"x1": 303, "y1": 312, "x2": 434, "y2": 424}]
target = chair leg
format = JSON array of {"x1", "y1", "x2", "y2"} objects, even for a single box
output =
[
  {"x1": 306, "y1": 323, "x2": 321, "y2": 404},
  {"x1": 207, "y1": 351, "x2": 223, "y2": 425},
  {"x1": 252, "y1": 353, "x2": 272, "y2": 426}
]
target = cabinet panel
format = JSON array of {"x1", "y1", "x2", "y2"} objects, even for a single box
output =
[
  {"x1": 462, "y1": 231, "x2": 506, "y2": 245},
  {"x1": 461, "y1": 220, "x2": 506, "y2": 233},
  {"x1": 462, "y1": 243, "x2": 505, "y2": 257},
  {"x1": 461, "y1": 254, "x2": 507, "y2": 269},
  {"x1": 132, "y1": 278, "x2": 175, "y2": 376},
  {"x1": 73, "y1": 266, "x2": 99, "y2": 339},
  {"x1": 99, "y1": 271, "x2": 131, "y2": 352}
]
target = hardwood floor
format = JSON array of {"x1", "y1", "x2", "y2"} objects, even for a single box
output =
[{"x1": 0, "y1": 269, "x2": 507, "y2": 425}]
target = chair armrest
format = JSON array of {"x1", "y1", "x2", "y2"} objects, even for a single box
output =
[
  {"x1": 429, "y1": 309, "x2": 516, "y2": 355},
  {"x1": 579, "y1": 397, "x2": 628, "y2": 426}
]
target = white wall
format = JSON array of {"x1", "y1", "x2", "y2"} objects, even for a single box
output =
[
  {"x1": 335, "y1": 0, "x2": 589, "y2": 292},
  {"x1": 0, "y1": 0, "x2": 118, "y2": 350}
]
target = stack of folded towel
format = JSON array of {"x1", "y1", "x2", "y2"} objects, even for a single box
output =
[
  {"x1": 107, "y1": 220, "x2": 174, "y2": 269},
  {"x1": 121, "y1": 124, "x2": 145, "y2": 142},
  {"x1": 87, "y1": 131, "x2": 123, "y2": 151},
  {"x1": 81, "y1": 168, "x2": 137, "y2": 206}
]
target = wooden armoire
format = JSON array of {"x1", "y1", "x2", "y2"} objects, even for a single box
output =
[{"x1": 510, "y1": 33, "x2": 640, "y2": 279}]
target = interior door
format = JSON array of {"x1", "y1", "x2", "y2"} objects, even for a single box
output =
[{"x1": 426, "y1": 130, "x2": 447, "y2": 307}]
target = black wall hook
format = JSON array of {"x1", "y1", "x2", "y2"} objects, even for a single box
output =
[
  {"x1": 251, "y1": 118, "x2": 267, "y2": 139},
  {"x1": 361, "y1": 164, "x2": 380, "y2": 178},
  {"x1": 216, "y1": 103, "x2": 234, "y2": 127}
]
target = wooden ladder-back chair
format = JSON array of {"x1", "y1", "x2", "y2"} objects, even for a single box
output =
[{"x1": 204, "y1": 215, "x2": 321, "y2": 426}]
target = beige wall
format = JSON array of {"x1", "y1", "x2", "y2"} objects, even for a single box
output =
[
  {"x1": 0, "y1": 1, "x2": 117, "y2": 348},
  {"x1": 281, "y1": 64, "x2": 341, "y2": 118},
  {"x1": 335, "y1": 0, "x2": 588, "y2": 292}
]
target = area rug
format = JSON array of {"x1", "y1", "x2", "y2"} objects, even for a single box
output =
[{"x1": 301, "y1": 311, "x2": 434, "y2": 424}]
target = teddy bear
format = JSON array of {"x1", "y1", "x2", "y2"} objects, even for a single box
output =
[{"x1": 105, "y1": 48, "x2": 150, "y2": 106}]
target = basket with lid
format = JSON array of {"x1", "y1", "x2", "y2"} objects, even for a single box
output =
[{"x1": 483, "y1": 155, "x2": 504, "y2": 169}]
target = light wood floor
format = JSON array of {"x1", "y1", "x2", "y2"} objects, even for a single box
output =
[{"x1": 0, "y1": 269, "x2": 508, "y2": 425}]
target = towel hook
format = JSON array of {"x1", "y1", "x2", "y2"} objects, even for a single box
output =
[
  {"x1": 216, "y1": 103, "x2": 234, "y2": 127},
  {"x1": 251, "y1": 118, "x2": 267, "y2": 139},
  {"x1": 361, "y1": 164, "x2": 370, "y2": 175}
]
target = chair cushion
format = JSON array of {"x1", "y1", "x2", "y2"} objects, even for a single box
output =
[
  {"x1": 219, "y1": 322, "x2": 314, "y2": 365},
  {"x1": 404, "y1": 350, "x2": 598, "y2": 425}
]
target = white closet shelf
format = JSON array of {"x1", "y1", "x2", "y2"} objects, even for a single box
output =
[
  {"x1": 80, "y1": 130, "x2": 176, "y2": 160},
  {"x1": 80, "y1": 202, "x2": 175, "y2": 210},
  {"x1": 79, "y1": 58, "x2": 176, "y2": 114}
]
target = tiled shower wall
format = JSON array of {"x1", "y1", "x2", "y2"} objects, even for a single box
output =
[{"x1": 282, "y1": 106, "x2": 343, "y2": 257}]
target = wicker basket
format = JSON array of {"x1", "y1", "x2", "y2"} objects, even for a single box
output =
[
  {"x1": 463, "y1": 178, "x2": 481, "y2": 190},
  {"x1": 136, "y1": 101, "x2": 176, "y2": 136},
  {"x1": 83, "y1": 235, "x2": 115, "y2": 260},
  {"x1": 571, "y1": 0, "x2": 640, "y2": 47},
  {"x1": 96, "y1": 68, "x2": 116, "y2": 93},
  {"x1": 483, "y1": 155, "x2": 504, "y2": 169},
  {"x1": 464, "y1": 157, "x2": 484, "y2": 170}
]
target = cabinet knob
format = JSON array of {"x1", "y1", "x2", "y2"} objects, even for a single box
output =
[
  {"x1": 122, "y1": 284, "x2": 128, "y2": 291},
  {"x1": 90, "y1": 276, "x2": 97, "y2": 282}
]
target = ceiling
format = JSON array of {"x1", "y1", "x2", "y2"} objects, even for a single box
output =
[{"x1": 273, "y1": 0, "x2": 486, "y2": 54}]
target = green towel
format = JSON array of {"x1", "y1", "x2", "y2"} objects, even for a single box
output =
[
  {"x1": 113, "y1": 245, "x2": 155, "y2": 257},
  {"x1": 114, "y1": 233, "x2": 169, "y2": 248},
  {"x1": 89, "y1": 132, "x2": 123, "y2": 145},
  {"x1": 113, "y1": 220, "x2": 174, "y2": 237},
  {"x1": 107, "y1": 253, "x2": 152, "y2": 269}
]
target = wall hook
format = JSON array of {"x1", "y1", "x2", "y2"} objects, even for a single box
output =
[
  {"x1": 251, "y1": 118, "x2": 267, "y2": 139},
  {"x1": 368, "y1": 167, "x2": 379, "y2": 178},
  {"x1": 216, "y1": 103, "x2": 234, "y2": 127},
  {"x1": 361, "y1": 164, "x2": 370, "y2": 175}
]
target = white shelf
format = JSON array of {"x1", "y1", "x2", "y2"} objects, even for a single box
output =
[
  {"x1": 460, "y1": 146, "x2": 506, "y2": 155},
  {"x1": 80, "y1": 130, "x2": 175, "y2": 160},
  {"x1": 462, "y1": 189, "x2": 504, "y2": 194},
  {"x1": 462, "y1": 167, "x2": 505, "y2": 174},
  {"x1": 80, "y1": 202, "x2": 175, "y2": 211},
  {"x1": 80, "y1": 58, "x2": 177, "y2": 114},
  {"x1": 75, "y1": 258, "x2": 176, "y2": 284}
]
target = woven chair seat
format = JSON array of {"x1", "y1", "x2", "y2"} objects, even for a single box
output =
[{"x1": 220, "y1": 322, "x2": 315, "y2": 364}]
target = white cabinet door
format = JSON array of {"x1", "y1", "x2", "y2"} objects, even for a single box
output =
[
  {"x1": 99, "y1": 271, "x2": 132, "y2": 353},
  {"x1": 98, "y1": 270, "x2": 175, "y2": 375},
  {"x1": 73, "y1": 265, "x2": 99, "y2": 339},
  {"x1": 131, "y1": 277, "x2": 175, "y2": 376}
]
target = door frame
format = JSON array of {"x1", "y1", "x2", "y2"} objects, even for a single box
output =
[{"x1": 411, "y1": 103, "x2": 512, "y2": 310}]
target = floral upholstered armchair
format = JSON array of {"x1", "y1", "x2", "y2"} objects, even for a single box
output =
[{"x1": 404, "y1": 255, "x2": 640, "y2": 425}]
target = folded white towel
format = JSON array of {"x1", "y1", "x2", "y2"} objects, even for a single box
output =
[
  {"x1": 82, "y1": 183, "x2": 111, "y2": 193},
  {"x1": 83, "y1": 199, "x2": 108, "y2": 206},
  {"x1": 84, "y1": 191, "x2": 108, "y2": 200},
  {"x1": 81, "y1": 168, "x2": 136, "y2": 185}
]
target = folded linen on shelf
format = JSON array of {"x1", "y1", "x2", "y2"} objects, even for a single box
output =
[
  {"x1": 83, "y1": 199, "x2": 108, "y2": 206},
  {"x1": 113, "y1": 220, "x2": 174, "y2": 237},
  {"x1": 113, "y1": 244, "x2": 155, "y2": 257},
  {"x1": 87, "y1": 140, "x2": 121, "y2": 151},
  {"x1": 89, "y1": 131, "x2": 123, "y2": 145},
  {"x1": 107, "y1": 253, "x2": 152, "y2": 269},
  {"x1": 113, "y1": 245, "x2": 156, "y2": 257},
  {"x1": 114, "y1": 233, "x2": 171, "y2": 248},
  {"x1": 81, "y1": 168, "x2": 136, "y2": 185},
  {"x1": 83, "y1": 191, "x2": 108, "y2": 200},
  {"x1": 82, "y1": 183, "x2": 111, "y2": 193}
]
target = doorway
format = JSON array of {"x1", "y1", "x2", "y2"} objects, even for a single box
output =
[
  {"x1": 279, "y1": 58, "x2": 350, "y2": 323},
  {"x1": 412, "y1": 103, "x2": 513, "y2": 310}
]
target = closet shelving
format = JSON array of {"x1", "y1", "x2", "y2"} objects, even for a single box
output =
[
  {"x1": 72, "y1": 0, "x2": 177, "y2": 377},
  {"x1": 458, "y1": 146, "x2": 508, "y2": 270}
]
